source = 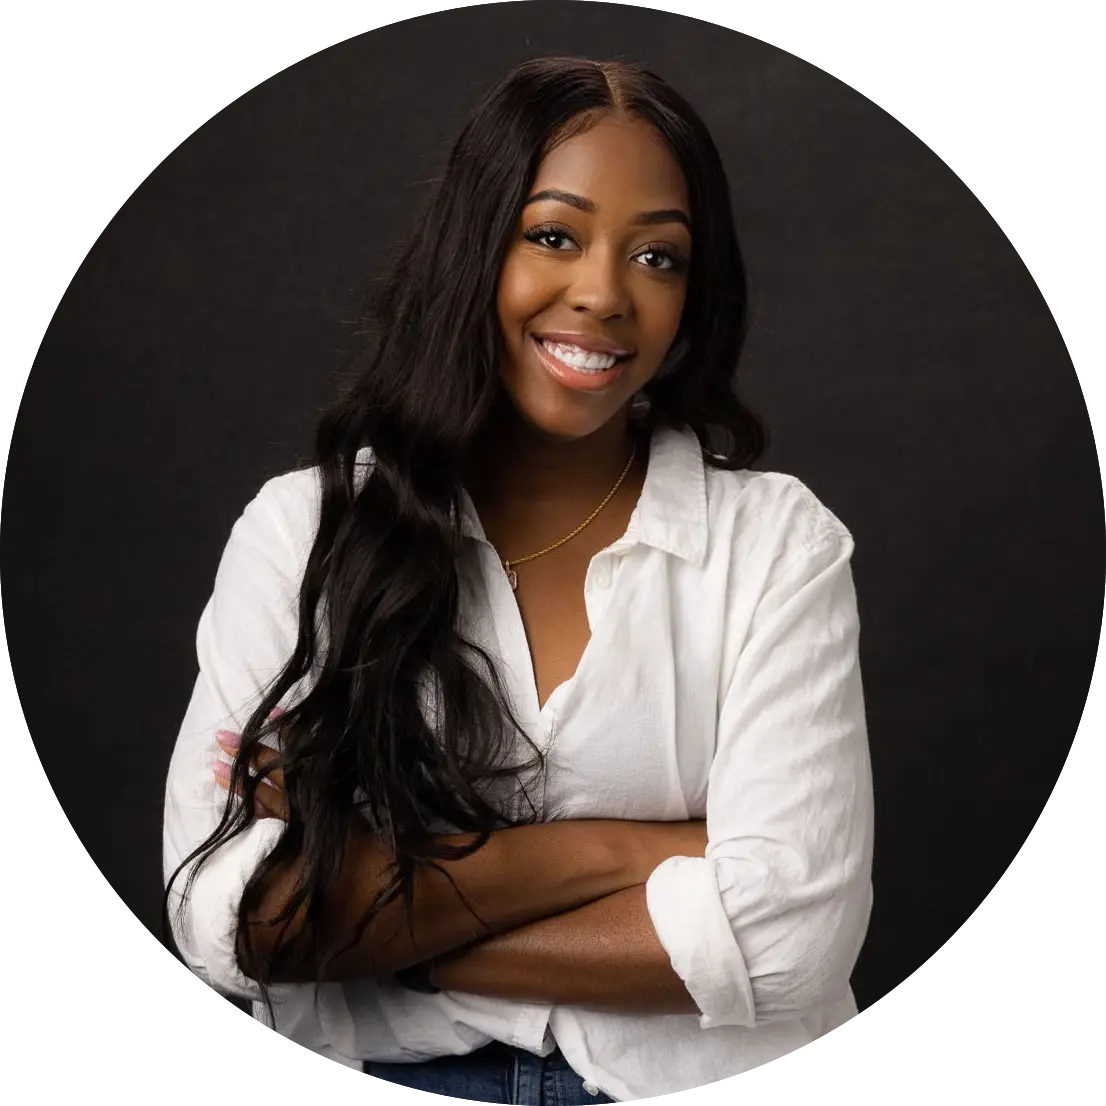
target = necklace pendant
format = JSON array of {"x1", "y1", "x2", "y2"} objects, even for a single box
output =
[{"x1": 505, "y1": 567, "x2": 518, "y2": 591}]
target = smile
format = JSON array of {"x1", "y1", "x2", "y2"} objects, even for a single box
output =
[{"x1": 531, "y1": 337, "x2": 632, "y2": 393}]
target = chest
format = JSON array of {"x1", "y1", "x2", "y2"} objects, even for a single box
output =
[
  {"x1": 460, "y1": 539, "x2": 724, "y2": 823},
  {"x1": 478, "y1": 484, "x2": 640, "y2": 712},
  {"x1": 508, "y1": 541, "x2": 596, "y2": 711},
  {"x1": 502, "y1": 539, "x2": 716, "y2": 827}
]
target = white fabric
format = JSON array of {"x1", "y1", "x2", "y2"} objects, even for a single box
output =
[{"x1": 163, "y1": 424, "x2": 874, "y2": 1100}]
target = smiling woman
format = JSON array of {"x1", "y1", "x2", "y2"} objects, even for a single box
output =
[
  {"x1": 497, "y1": 118, "x2": 692, "y2": 434},
  {"x1": 162, "y1": 55, "x2": 873, "y2": 1104}
]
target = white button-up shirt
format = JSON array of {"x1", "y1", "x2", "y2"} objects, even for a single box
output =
[{"x1": 163, "y1": 424, "x2": 874, "y2": 1101}]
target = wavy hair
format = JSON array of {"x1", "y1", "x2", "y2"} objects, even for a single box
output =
[{"x1": 164, "y1": 54, "x2": 767, "y2": 1009}]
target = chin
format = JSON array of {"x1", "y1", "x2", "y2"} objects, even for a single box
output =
[
  {"x1": 500, "y1": 379, "x2": 630, "y2": 442},
  {"x1": 517, "y1": 406, "x2": 616, "y2": 443}
]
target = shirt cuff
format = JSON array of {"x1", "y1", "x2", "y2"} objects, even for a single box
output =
[
  {"x1": 645, "y1": 855, "x2": 757, "y2": 1029},
  {"x1": 181, "y1": 817, "x2": 286, "y2": 1001}
]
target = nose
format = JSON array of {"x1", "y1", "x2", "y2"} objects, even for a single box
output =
[{"x1": 565, "y1": 245, "x2": 631, "y2": 320}]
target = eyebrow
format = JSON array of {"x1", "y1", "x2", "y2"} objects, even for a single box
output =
[{"x1": 524, "y1": 189, "x2": 691, "y2": 231}]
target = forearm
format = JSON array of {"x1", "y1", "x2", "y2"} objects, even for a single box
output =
[
  {"x1": 242, "y1": 818, "x2": 661, "y2": 983},
  {"x1": 428, "y1": 885, "x2": 697, "y2": 1015}
]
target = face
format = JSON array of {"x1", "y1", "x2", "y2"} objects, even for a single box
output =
[{"x1": 495, "y1": 113, "x2": 692, "y2": 441}]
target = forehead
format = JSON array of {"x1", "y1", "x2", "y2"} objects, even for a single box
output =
[{"x1": 532, "y1": 115, "x2": 689, "y2": 213}]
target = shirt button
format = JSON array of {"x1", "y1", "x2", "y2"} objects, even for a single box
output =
[{"x1": 583, "y1": 1081, "x2": 600, "y2": 1096}]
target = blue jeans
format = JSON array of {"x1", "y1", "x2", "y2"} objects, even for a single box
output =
[{"x1": 363, "y1": 1040, "x2": 618, "y2": 1103}]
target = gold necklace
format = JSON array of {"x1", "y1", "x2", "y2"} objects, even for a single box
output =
[{"x1": 502, "y1": 441, "x2": 637, "y2": 591}]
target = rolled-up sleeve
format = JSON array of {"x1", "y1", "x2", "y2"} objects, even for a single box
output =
[
  {"x1": 646, "y1": 528, "x2": 874, "y2": 1029},
  {"x1": 162, "y1": 476, "x2": 313, "y2": 1001}
]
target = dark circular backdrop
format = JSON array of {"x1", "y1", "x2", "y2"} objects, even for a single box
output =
[{"x1": 1, "y1": 1, "x2": 1101, "y2": 1017}]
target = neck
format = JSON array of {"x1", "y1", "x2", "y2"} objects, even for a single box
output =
[{"x1": 466, "y1": 401, "x2": 637, "y2": 508}]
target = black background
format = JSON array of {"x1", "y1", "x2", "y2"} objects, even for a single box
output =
[{"x1": 6, "y1": 6, "x2": 1097, "y2": 1097}]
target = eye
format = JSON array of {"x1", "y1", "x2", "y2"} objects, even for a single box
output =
[
  {"x1": 522, "y1": 224, "x2": 578, "y2": 251},
  {"x1": 632, "y1": 245, "x2": 688, "y2": 272}
]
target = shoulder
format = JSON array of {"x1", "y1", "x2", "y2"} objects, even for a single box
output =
[
  {"x1": 230, "y1": 447, "x2": 374, "y2": 570},
  {"x1": 202, "y1": 451, "x2": 373, "y2": 652},
  {"x1": 703, "y1": 464, "x2": 854, "y2": 570}
]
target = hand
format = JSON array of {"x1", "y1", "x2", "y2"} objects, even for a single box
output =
[{"x1": 213, "y1": 710, "x2": 289, "y2": 820}]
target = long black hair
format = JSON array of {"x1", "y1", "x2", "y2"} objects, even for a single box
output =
[{"x1": 164, "y1": 54, "x2": 766, "y2": 1006}]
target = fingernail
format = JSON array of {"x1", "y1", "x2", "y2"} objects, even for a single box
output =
[
  {"x1": 269, "y1": 707, "x2": 284, "y2": 720},
  {"x1": 213, "y1": 761, "x2": 231, "y2": 780},
  {"x1": 216, "y1": 730, "x2": 241, "y2": 749}
]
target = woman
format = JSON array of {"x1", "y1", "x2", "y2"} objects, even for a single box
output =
[{"x1": 163, "y1": 55, "x2": 874, "y2": 1103}]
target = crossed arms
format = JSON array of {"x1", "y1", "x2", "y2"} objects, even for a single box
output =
[{"x1": 227, "y1": 791, "x2": 705, "y2": 1013}]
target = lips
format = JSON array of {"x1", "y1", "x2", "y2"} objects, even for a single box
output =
[
  {"x1": 534, "y1": 331, "x2": 635, "y2": 358},
  {"x1": 531, "y1": 335, "x2": 631, "y2": 393}
]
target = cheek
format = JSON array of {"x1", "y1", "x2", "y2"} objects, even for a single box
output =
[
  {"x1": 497, "y1": 256, "x2": 553, "y2": 336},
  {"x1": 638, "y1": 281, "x2": 687, "y2": 348}
]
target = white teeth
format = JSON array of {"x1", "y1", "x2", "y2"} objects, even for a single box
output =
[{"x1": 541, "y1": 340, "x2": 619, "y2": 372}]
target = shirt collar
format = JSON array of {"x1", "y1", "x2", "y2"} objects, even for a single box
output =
[{"x1": 459, "y1": 423, "x2": 709, "y2": 567}]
